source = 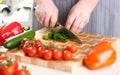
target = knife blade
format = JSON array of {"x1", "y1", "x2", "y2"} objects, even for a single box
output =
[{"x1": 56, "y1": 23, "x2": 82, "y2": 44}]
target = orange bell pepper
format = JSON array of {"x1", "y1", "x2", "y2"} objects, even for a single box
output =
[{"x1": 84, "y1": 41, "x2": 116, "y2": 70}]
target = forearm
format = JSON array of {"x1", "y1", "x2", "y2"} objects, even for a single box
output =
[
  {"x1": 78, "y1": 0, "x2": 100, "y2": 13},
  {"x1": 78, "y1": 0, "x2": 100, "y2": 5}
]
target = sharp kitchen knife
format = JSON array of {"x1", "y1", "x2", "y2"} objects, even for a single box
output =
[{"x1": 56, "y1": 23, "x2": 82, "y2": 44}]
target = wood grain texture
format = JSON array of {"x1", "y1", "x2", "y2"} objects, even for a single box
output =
[{"x1": 0, "y1": 27, "x2": 120, "y2": 73}]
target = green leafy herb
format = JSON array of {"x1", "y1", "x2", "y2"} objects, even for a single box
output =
[{"x1": 42, "y1": 28, "x2": 74, "y2": 42}]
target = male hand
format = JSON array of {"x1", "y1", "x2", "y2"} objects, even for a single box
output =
[
  {"x1": 35, "y1": 0, "x2": 58, "y2": 28},
  {"x1": 65, "y1": 0, "x2": 96, "y2": 33}
]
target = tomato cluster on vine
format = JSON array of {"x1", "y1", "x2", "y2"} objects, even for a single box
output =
[
  {"x1": 0, "y1": 52, "x2": 31, "y2": 75},
  {"x1": 21, "y1": 38, "x2": 78, "y2": 61}
]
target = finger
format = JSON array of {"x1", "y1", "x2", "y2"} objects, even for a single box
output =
[
  {"x1": 35, "y1": 11, "x2": 45, "y2": 25},
  {"x1": 76, "y1": 20, "x2": 87, "y2": 33},
  {"x1": 50, "y1": 14, "x2": 58, "y2": 28},
  {"x1": 43, "y1": 14, "x2": 51, "y2": 27},
  {"x1": 38, "y1": 15, "x2": 45, "y2": 26},
  {"x1": 65, "y1": 13, "x2": 76, "y2": 30},
  {"x1": 70, "y1": 17, "x2": 82, "y2": 33}
]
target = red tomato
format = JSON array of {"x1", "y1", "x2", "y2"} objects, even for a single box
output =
[
  {"x1": 3, "y1": 59, "x2": 18, "y2": 73},
  {"x1": 66, "y1": 44, "x2": 78, "y2": 53},
  {"x1": 14, "y1": 67, "x2": 31, "y2": 75},
  {"x1": 63, "y1": 50, "x2": 72, "y2": 60},
  {"x1": 43, "y1": 50, "x2": 52, "y2": 60},
  {"x1": 27, "y1": 47, "x2": 37, "y2": 57},
  {"x1": 22, "y1": 45, "x2": 31, "y2": 55},
  {"x1": 50, "y1": 47, "x2": 55, "y2": 51},
  {"x1": 0, "y1": 52, "x2": 7, "y2": 60},
  {"x1": 84, "y1": 41, "x2": 116, "y2": 70},
  {"x1": 37, "y1": 46, "x2": 44, "y2": 58},
  {"x1": 0, "y1": 59, "x2": 18, "y2": 75},
  {"x1": 21, "y1": 38, "x2": 29, "y2": 45},
  {"x1": 53, "y1": 49, "x2": 62, "y2": 60},
  {"x1": 0, "y1": 69, "x2": 3, "y2": 75},
  {"x1": 12, "y1": 59, "x2": 18, "y2": 71},
  {"x1": 3, "y1": 65, "x2": 15, "y2": 75},
  {"x1": 33, "y1": 39, "x2": 42, "y2": 48},
  {"x1": 22, "y1": 45, "x2": 28, "y2": 54},
  {"x1": 43, "y1": 46, "x2": 49, "y2": 50}
]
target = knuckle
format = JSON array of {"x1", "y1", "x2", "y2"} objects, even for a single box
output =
[
  {"x1": 50, "y1": 20, "x2": 56, "y2": 27},
  {"x1": 66, "y1": 20, "x2": 72, "y2": 25}
]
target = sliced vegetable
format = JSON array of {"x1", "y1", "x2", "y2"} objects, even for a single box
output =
[
  {"x1": 4, "y1": 30, "x2": 35, "y2": 49},
  {"x1": 84, "y1": 41, "x2": 116, "y2": 70}
]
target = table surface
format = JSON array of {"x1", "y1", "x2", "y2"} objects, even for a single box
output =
[
  {"x1": 19, "y1": 48, "x2": 120, "y2": 75},
  {"x1": 0, "y1": 43, "x2": 119, "y2": 75}
]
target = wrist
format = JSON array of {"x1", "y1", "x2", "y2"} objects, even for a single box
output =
[
  {"x1": 78, "y1": 0, "x2": 100, "y2": 13},
  {"x1": 78, "y1": 0, "x2": 100, "y2": 4}
]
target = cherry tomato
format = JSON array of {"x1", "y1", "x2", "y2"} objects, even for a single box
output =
[
  {"x1": 0, "y1": 52, "x2": 7, "y2": 60},
  {"x1": 27, "y1": 47, "x2": 37, "y2": 57},
  {"x1": 43, "y1": 49, "x2": 52, "y2": 60},
  {"x1": 0, "y1": 69, "x2": 3, "y2": 75},
  {"x1": 3, "y1": 65, "x2": 15, "y2": 75},
  {"x1": 22, "y1": 46, "x2": 31, "y2": 55},
  {"x1": 53, "y1": 49, "x2": 62, "y2": 60},
  {"x1": 4, "y1": 59, "x2": 18, "y2": 72},
  {"x1": 66, "y1": 44, "x2": 78, "y2": 53},
  {"x1": 43, "y1": 46, "x2": 49, "y2": 50},
  {"x1": 14, "y1": 67, "x2": 31, "y2": 75},
  {"x1": 63, "y1": 50, "x2": 72, "y2": 60},
  {"x1": 37, "y1": 46, "x2": 44, "y2": 58},
  {"x1": 12, "y1": 59, "x2": 18, "y2": 71},
  {"x1": 21, "y1": 38, "x2": 29, "y2": 45},
  {"x1": 33, "y1": 39, "x2": 42, "y2": 48},
  {"x1": 22, "y1": 45, "x2": 28, "y2": 54},
  {"x1": 22, "y1": 43, "x2": 33, "y2": 54},
  {"x1": 2, "y1": 59, "x2": 18, "y2": 75}
]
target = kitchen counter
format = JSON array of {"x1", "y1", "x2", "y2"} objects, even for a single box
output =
[
  {"x1": 19, "y1": 48, "x2": 120, "y2": 75},
  {"x1": 0, "y1": 45, "x2": 119, "y2": 75},
  {"x1": 0, "y1": 27, "x2": 120, "y2": 75}
]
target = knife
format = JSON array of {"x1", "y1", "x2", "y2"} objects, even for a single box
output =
[{"x1": 56, "y1": 23, "x2": 82, "y2": 44}]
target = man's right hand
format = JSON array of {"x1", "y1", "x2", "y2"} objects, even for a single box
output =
[{"x1": 35, "y1": 0, "x2": 58, "y2": 28}]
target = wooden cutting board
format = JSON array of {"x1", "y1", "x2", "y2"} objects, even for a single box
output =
[{"x1": 0, "y1": 27, "x2": 120, "y2": 73}]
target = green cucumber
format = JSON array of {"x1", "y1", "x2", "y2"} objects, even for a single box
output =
[{"x1": 4, "y1": 30, "x2": 35, "y2": 49}]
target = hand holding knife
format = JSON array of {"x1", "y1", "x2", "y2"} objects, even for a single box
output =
[{"x1": 55, "y1": 22, "x2": 82, "y2": 44}]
